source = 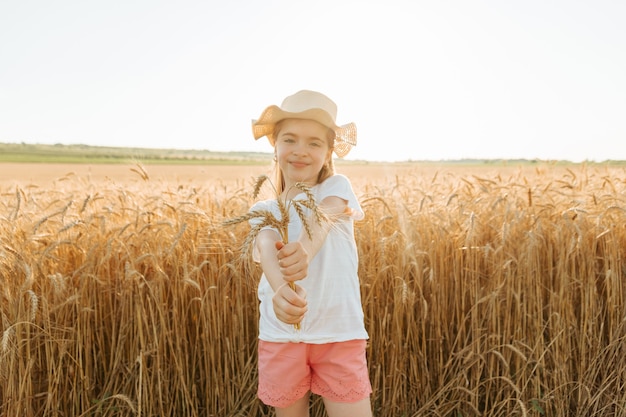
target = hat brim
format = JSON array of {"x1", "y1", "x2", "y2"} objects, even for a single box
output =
[{"x1": 252, "y1": 105, "x2": 356, "y2": 158}]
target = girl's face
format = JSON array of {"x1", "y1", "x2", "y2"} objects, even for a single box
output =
[{"x1": 274, "y1": 118, "x2": 333, "y2": 192}]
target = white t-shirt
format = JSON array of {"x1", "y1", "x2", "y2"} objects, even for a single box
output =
[{"x1": 249, "y1": 174, "x2": 369, "y2": 343}]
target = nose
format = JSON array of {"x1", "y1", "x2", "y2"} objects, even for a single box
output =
[{"x1": 292, "y1": 142, "x2": 307, "y2": 155}]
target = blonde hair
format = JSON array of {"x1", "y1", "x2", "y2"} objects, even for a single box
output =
[{"x1": 271, "y1": 119, "x2": 336, "y2": 194}]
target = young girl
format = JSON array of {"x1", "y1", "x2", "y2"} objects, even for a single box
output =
[{"x1": 249, "y1": 90, "x2": 373, "y2": 416}]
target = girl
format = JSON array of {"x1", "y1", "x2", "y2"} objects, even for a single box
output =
[{"x1": 249, "y1": 90, "x2": 373, "y2": 417}]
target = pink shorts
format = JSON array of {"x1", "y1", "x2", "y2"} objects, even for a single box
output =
[{"x1": 257, "y1": 339, "x2": 372, "y2": 408}]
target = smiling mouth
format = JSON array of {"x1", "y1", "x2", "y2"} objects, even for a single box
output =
[{"x1": 289, "y1": 161, "x2": 308, "y2": 168}]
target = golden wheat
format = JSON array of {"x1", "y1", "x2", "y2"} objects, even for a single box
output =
[{"x1": 0, "y1": 163, "x2": 625, "y2": 416}]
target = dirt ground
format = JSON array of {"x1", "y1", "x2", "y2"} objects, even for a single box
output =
[{"x1": 0, "y1": 162, "x2": 273, "y2": 188}]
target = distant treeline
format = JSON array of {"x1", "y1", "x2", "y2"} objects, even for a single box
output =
[{"x1": 0, "y1": 142, "x2": 273, "y2": 165}]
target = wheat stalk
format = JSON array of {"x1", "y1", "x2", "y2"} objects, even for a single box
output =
[{"x1": 224, "y1": 176, "x2": 328, "y2": 330}]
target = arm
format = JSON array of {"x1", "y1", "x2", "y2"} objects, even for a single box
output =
[
  {"x1": 255, "y1": 196, "x2": 349, "y2": 325},
  {"x1": 295, "y1": 195, "x2": 349, "y2": 261},
  {"x1": 255, "y1": 228, "x2": 307, "y2": 325}
]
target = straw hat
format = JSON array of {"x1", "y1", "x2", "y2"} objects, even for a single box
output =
[{"x1": 252, "y1": 90, "x2": 357, "y2": 158}]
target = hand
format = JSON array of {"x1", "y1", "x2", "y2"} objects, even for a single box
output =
[
  {"x1": 275, "y1": 241, "x2": 308, "y2": 282},
  {"x1": 272, "y1": 282, "x2": 307, "y2": 325}
]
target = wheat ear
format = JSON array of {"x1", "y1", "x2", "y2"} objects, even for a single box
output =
[{"x1": 223, "y1": 179, "x2": 327, "y2": 331}]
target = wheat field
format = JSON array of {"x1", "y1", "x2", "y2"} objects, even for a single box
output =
[{"x1": 1, "y1": 162, "x2": 625, "y2": 416}]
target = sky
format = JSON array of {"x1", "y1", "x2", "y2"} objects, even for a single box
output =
[{"x1": 1, "y1": 0, "x2": 625, "y2": 162}]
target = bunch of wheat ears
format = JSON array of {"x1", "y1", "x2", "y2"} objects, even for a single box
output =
[{"x1": 223, "y1": 174, "x2": 328, "y2": 330}]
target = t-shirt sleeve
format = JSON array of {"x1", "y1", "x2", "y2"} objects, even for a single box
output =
[
  {"x1": 247, "y1": 200, "x2": 280, "y2": 263},
  {"x1": 317, "y1": 174, "x2": 364, "y2": 221},
  {"x1": 247, "y1": 200, "x2": 268, "y2": 228}
]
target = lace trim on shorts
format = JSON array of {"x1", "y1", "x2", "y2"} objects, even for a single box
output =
[
  {"x1": 311, "y1": 376, "x2": 372, "y2": 402},
  {"x1": 258, "y1": 379, "x2": 310, "y2": 408}
]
